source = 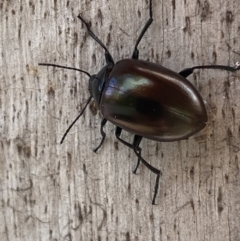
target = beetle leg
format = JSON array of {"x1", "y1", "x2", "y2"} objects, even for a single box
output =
[
  {"x1": 178, "y1": 68, "x2": 194, "y2": 78},
  {"x1": 77, "y1": 14, "x2": 114, "y2": 65},
  {"x1": 132, "y1": 156, "x2": 141, "y2": 174},
  {"x1": 93, "y1": 118, "x2": 108, "y2": 153},
  {"x1": 131, "y1": 0, "x2": 153, "y2": 59},
  {"x1": 179, "y1": 63, "x2": 240, "y2": 78},
  {"x1": 115, "y1": 127, "x2": 142, "y2": 173},
  {"x1": 115, "y1": 127, "x2": 133, "y2": 148},
  {"x1": 132, "y1": 135, "x2": 161, "y2": 205},
  {"x1": 115, "y1": 131, "x2": 162, "y2": 204}
]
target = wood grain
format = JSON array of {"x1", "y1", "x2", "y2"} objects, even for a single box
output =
[{"x1": 1, "y1": 0, "x2": 240, "y2": 240}]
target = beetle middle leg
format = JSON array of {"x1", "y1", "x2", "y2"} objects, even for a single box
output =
[
  {"x1": 115, "y1": 127, "x2": 142, "y2": 173},
  {"x1": 132, "y1": 0, "x2": 153, "y2": 59}
]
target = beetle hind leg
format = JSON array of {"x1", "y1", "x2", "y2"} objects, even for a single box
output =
[
  {"x1": 94, "y1": 118, "x2": 107, "y2": 153},
  {"x1": 179, "y1": 62, "x2": 240, "y2": 78}
]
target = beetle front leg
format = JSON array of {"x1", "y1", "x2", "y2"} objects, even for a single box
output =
[
  {"x1": 77, "y1": 15, "x2": 114, "y2": 65},
  {"x1": 115, "y1": 127, "x2": 142, "y2": 173},
  {"x1": 132, "y1": 135, "x2": 161, "y2": 205},
  {"x1": 94, "y1": 118, "x2": 107, "y2": 153}
]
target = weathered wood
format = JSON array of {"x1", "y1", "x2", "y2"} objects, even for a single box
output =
[{"x1": 1, "y1": 0, "x2": 240, "y2": 240}]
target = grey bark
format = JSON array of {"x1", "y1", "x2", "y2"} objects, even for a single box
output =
[{"x1": 1, "y1": 0, "x2": 240, "y2": 240}]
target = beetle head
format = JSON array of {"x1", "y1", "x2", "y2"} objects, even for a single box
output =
[
  {"x1": 38, "y1": 62, "x2": 113, "y2": 144},
  {"x1": 89, "y1": 64, "x2": 112, "y2": 106}
]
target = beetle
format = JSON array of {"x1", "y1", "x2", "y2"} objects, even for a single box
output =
[{"x1": 39, "y1": 0, "x2": 240, "y2": 204}]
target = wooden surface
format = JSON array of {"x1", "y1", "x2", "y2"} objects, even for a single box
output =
[{"x1": 1, "y1": 0, "x2": 240, "y2": 240}]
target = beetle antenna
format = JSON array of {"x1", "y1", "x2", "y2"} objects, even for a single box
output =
[
  {"x1": 39, "y1": 63, "x2": 91, "y2": 77},
  {"x1": 60, "y1": 96, "x2": 92, "y2": 144}
]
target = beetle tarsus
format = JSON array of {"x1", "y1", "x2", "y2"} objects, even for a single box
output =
[
  {"x1": 133, "y1": 145, "x2": 142, "y2": 174},
  {"x1": 93, "y1": 118, "x2": 107, "y2": 153},
  {"x1": 152, "y1": 172, "x2": 161, "y2": 205},
  {"x1": 133, "y1": 158, "x2": 141, "y2": 174},
  {"x1": 131, "y1": 0, "x2": 153, "y2": 59}
]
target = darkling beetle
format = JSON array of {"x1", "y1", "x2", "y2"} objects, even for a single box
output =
[{"x1": 39, "y1": 0, "x2": 240, "y2": 204}]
